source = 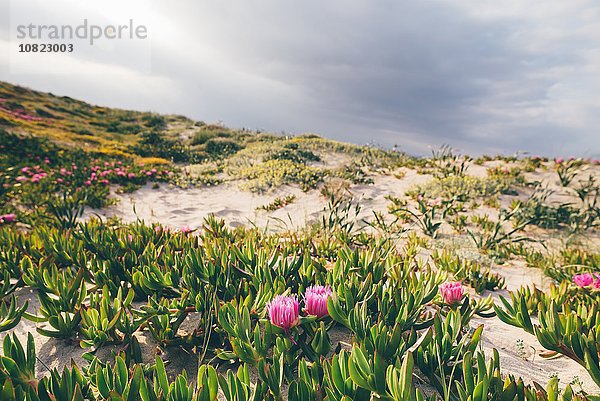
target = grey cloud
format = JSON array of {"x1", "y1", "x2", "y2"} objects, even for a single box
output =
[{"x1": 1, "y1": 0, "x2": 599, "y2": 156}]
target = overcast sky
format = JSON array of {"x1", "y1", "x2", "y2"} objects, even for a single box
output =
[{"x1": 1, "y1": 0, "x2": 599, "y2": 156}]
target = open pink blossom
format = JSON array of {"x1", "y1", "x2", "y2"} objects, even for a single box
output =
[
  {"x1": 267, "y1": 295, "x2": 299, "y2": 330},
  {"x1": 555, "y1": 157, "x2": 564, "y2": 164},
  {"x1": 573, "y1": 273, "x2": 599, "y2": 288},
  {"x1": 1, "y1": 214, "x2": 15, "y2": 223},
  {"x1": 305, "y1": 285, "x2": 333, "y2": 318},
  {"x1": 439, "y1": 281, "x2": 464, "y2": 304},
  {"x1": 179, "y1": 225, "x2": 193, "y2": 234}
]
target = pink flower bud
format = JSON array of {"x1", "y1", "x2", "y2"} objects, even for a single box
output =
[
  {"x1": 304, "y1": 285, "x2": 333, "y2": 318},
  {"x1": 439, "y1": 281, "x2": 464, "y2": 304},
  {"x1": 267, "y1": 295, "x2": 299, "y2": 330}
]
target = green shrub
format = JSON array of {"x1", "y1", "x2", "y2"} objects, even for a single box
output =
[
  {"x1": 204, "y1": 137, "x2": 243, "y2": 157},
  {"x1": 192, "y1": 130, "x2": 217, "y2": 145},
  {"x1": 141, "y1": 114, "x2": 166, "y2": 129}
]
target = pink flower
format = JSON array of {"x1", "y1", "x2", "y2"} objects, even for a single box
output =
[
  {"x1": 2, "y1": 214, "x2": 16, "y2": 223},
  {"x1": 304, "y1": 285, "x2": 333, "y2": 318},
  {"x1": 267, "y1": 295, "x2": 299, "y2": 330},
  {"x1": 555, "y1": 157, "x2": 564, "y2": 164},
  {"x1": 56, "y1": 178, "x2": 64, "y2": 183},
  {"x1": 127, "y1": 173, "x2": 136, "y2": 179},
  {"x1": 15, "y1": 176, "x2": 28, "y2": 182},
  {"x1": 573, "y1": 273, "x2": 595, "y2": 288},
  {"x1": 179, "y1": 225, "x2": 193, "y2": 234},
  {"x1": 84, "y1": 180, "x2": 92, "y2": 186},
  {"x1": 439, "y1": 282, "x2": 464, "y2": 304}
]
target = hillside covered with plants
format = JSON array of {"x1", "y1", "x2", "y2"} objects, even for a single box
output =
[{"x1": 0, "y1": 81, "x2": 599, "y2": 400}]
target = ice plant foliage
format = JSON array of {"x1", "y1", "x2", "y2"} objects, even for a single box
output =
[
  {"x1": 439, "y1": 281, "x2": 464, "y2": 304},
  {"x1": 267, "y1": 294, "x2": 299, "y2": 330},
  {"x1": 304, "y1": 285, "x2": 333, "y2": 318}
]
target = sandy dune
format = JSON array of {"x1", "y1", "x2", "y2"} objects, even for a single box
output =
[{"x1": 73, "y1": 161, "x2": 600, "y2": 394}]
